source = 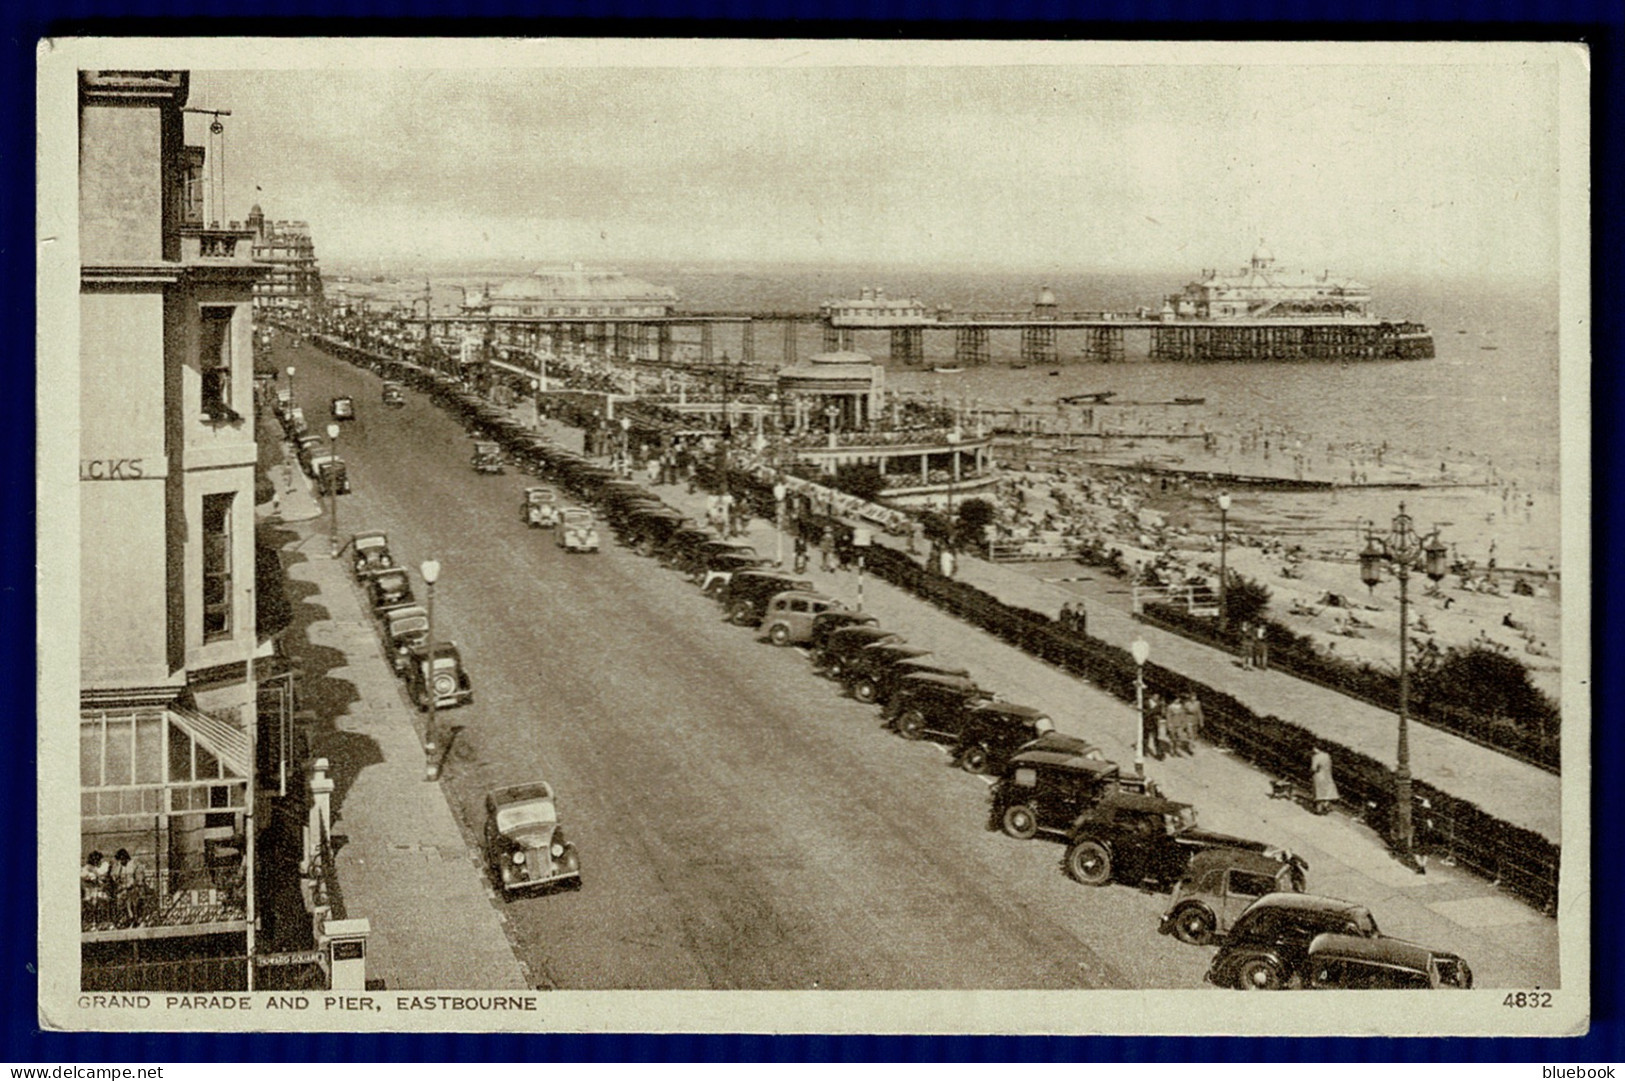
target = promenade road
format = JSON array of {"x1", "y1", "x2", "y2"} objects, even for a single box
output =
[{"x1": 278, "y1": 339, "x2": 1559, "y2": 992}]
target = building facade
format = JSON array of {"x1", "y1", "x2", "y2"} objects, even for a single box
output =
[
  {"x1": 248, "y1": 206, "x2": 324, "y2": 315},
  {"x1": 78, "y1": 70, "x2": 272, "y2": 990}
]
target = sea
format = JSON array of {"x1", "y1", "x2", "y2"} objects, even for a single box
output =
[{"x1": 328, "y1": 263, "x2": 1568, "y2": 569}]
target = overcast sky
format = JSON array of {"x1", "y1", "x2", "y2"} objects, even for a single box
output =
[{"x1": 184, "y1": 43, "x2": 1566, "y2": 280}]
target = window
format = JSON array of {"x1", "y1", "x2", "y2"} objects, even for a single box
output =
[
  {"x1": 202, "y1": 493, "x2": 234, "y2": 641},
  {"x1": 1229, "y1": 871, "x2": 1280, "y2": 899},
  {"x1": 199, "y1": 307, "x2": 239, "y2": 422}
]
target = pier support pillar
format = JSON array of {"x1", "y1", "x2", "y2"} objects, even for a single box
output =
[
  {"x1": 955, "y1": 327, "x2": 990, "y2": 367},
  {"x1": 1020, "y1": 325, "x2": 1057, "y2": 366},
  {"x1": 785, "y1": 321, "x2": 799, "y2": 366},
  {"x1": 890, "y1": 327, "x2": 924, "y2": 366},
  {"x1": 1086, "y1": 327, "x2": 1124, "y2": 363},
  {"x1": 741, "y1": 320, "x2": 755, "y2": 366},
  {"x1": 700, "y1": 322, "x2": 713, "y2": 366},
  {"x1": 659, "y1": 324, "x2": 674, "y2": 365}
]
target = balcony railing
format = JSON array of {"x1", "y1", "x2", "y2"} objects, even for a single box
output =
[{"x1": 180, "y1": 226, "x2": 257, "y2": 264}]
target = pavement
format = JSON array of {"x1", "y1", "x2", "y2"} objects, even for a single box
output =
[{"x1": 260, "y1": 437, "x2": 530, "y2": 991}]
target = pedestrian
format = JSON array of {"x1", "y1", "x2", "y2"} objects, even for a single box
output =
[
  {"x1": 1074, "y1": 598, "x2": 1087, "y2": 636},
  {"x1": 793, "y1": 531, "x2": 809, "y2": 574},
  {"x1": 820, "y1": 524, "x2": 836, "y2": 572},
  {"x1": 112, "y1": 848, "x2": 147, "y2": 926},
  {"x1": 1182, "y1": 692, "x2": 1204, "y2": 749},
  {"x1": 719, "y1": 490, "x2": 737, "y2": 537},
  {"x1": 80, "y1": 850, "x2": 111, "y2": 926},
  {"x1": 1254, "y1": 622, "x2": 1270, "y2": 671},
  {"x1": 1311, "y1": 746, "x2": 1339, "y2": 814},
  {"x1": 1239, "y1": 620, "x2": 1254, "y2": 669},
  {"x1": 1060, "y1": 601, "x2": 1075, "y2": 630},
  {"x1": 1163, "y1": 694, "x2": 1186, "y2": 757},
  {"x1": 1145, "y1": 694, "x2": 1167, "y2": 760}
]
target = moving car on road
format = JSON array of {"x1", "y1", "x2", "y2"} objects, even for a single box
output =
[
  {"x1": 406, "y1": 641, "x2": 474, "y2": 711},
  {"x1": 382, "y1": 605, "x2": 430, "y2": 675},
  {"x1": 1159, "y1": 848, "x2": 1304, "y2": 945},
  {"x1": 762, "y1": 591, "x2": 847, "y2": 646},
  {"x1": 1205, "y1": 893, "x2": 1470, "y2": 990},
  {"x1": 557, "y1": 507, "x2": 600, "y2": 553},
  {"x1": 472, "y1": 440, "x2": 505, "y2": 475},
  {"x1": 991, "y1": 732, "x2": 1129, "y2": 841},
  {"x1": 382, "y1": 381, "x2": 406, "y2": 407},
  {"x1": 330, "y1": 395, "x2": 355, "y2": 421},
  {"x1": 1062, "y1": 791, "x2": 1308, "y2": 892},
  {"x1": 483, "y1": 782, "x2": 581, "y2": 895},
  {"x1": 522, "y1": 486, "x2": 560, "y2": 528}
]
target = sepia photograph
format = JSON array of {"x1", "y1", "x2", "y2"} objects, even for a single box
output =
[{"x1": 36, "y1": 38, "x2": 1590, "y2": 1035}]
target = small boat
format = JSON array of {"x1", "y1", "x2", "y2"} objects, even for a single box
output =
[
  {"x1": 1173, "y1": 396, "x2": 1206, "y2": 405},
  {"x1": 1480, "y1": 344, "x2": 1499, "y2": 351},
  {"x1": 1010, "y1": 363, "x2": 1030, "y2": 370},
  {"x1": 932, "y1": 366, "x2": 964, "y2": 374},
  {"x1": 1060, "y1": 390, "x2": 1117, "y2": 404},
  {"x1": 1048, "y1": 370, "x2": 1061, "y2": 377}
]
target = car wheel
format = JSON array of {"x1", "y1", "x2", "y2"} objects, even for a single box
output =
[
  {"x1": 897, "y1": 710, "x2": 926, "y2": 740},
  {"x1": 1236, "y1": 955, "x2": 1284, "y2": 990},
  {"x1": 729, "y1": 599, "x2": 755, "y2": 625},
  {"x1": 1001, "y1": 803, "x2": 1038, "y2": 840},
  {"x1": 853, "y1": 678, "x2": 878, "y2": 704},
  {"x1": 1065, "y1": 840, "x2": 1113, "y2": 886},
  {"x1": 1171, "y1": 905, "x2": 1217, "y2": 946},
  {"x1": 959, "y1": 744, "x2": 991, "y2": 774},
  {"x1": 768, "y1": 623, "x2": 793, "y2": 647}
]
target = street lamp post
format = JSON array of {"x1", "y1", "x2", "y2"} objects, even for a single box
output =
[
  {"x1": 286, "y1": 365, "x2": 297, "y2": 413},
  {"x1": 773, "y1": 480, "x2": 788, "y2": 567},
  {"x1": 326, "y1": 422, "x2": 341, "y2": 556},
  {"x1": 1130, "y1": 635, "x2": 1151, "y2": 775},
  {"x1": 421, "y1": 558, "x2": 443, "y2": 780},
  {"x1": 1358, "y1": 502, "x2": 1448, "y2": 861},
  {"x1": 1217, "y1": 490, "x2": 1232, "y2": 631}
]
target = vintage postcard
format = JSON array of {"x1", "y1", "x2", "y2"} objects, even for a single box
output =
[{"x1": 37, "y1": 38, "x2": 1590, "y2": 1035}]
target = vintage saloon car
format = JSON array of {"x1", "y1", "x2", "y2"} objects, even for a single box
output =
[
  {"x1": 472, "y1": 441, "x2": 505, "y2": 475},
  {"x1": 719, "y1": 571, "x2": 816, "y2": 627},
  {"x1": 991, "y1": 732, "x2": 1128, "y2": 840},
  {"x1": 381, "y1": 381, "x2": 406, "y2": 407},
  {"x1": 1159, "y1": 848, "x2": 1304, "y2": 945},
  {"x1": 872, "y1": 657, "x2": 974, "y2": 711},
  {"x1": 761, "y1": 591, "x2": 847, "y2": 646},
  {"x1": 557, "y1": 507, "x2": 600, "y2": 552},
  {"x1": 806, "y1": 610, "x2": 881, "y2": 659},
  {"x1": 314, "y1": 457, "x2": 351, "y2": 496},
  {"x1": 887, "y1": 671, "x2": 989, "y2": 731},
  {"x1": 696, "y1": 550, "x2": 769, "y2": 596},
  {"x1": 891, "y1": 680, "x2": 1055, "y2": 773},
  {"x1": 405, "y1": 641, "x2": 474, "y2": 710},
  {"x1": 522, "y1": 486, "x2": 560, "y2": 528},
  {"x1": 1305, "y1": 933, "x2": 1473, "y2": 991},
  {"x1": 368, "y1": 568, "x2": 416, "y2": 615},
  {"x1": 1206, "y1": 893, "x2": 1470, "y2": 991},
  {"x1": 1063, "y1": 791, "x2": 1308, "y2": 892},
  {"x1": 840, "y1": 643, "x2": 933, "y2": 703},
  {"x1": 483, "y1": 782, "x2": 581, "y2": 895},
  {"x1": 816, "y1": 624, "x2": 904, "y2": 678},
  {"x1": 382, "y1": 605, "x2": 430, "y2": 675},
  {"x1": 330, "y1": 395, "x2": 356, "y2": 421},
  {"x1": 295, "y1": 434, "x2": 326, "y2": 476},
  {"x1": 350, "y1": 530, "x2": 395, "y2": 578}
]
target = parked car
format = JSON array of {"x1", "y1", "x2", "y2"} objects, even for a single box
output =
[
  {"x1": 873, "y1": 657, "x2": 973, "y2": 712},
  {"x1": 761, "y1": 591, "x2": 847, "y2": 646},
  {"x1": 483, "y1": 782, "x2": 581, "y2": 895},
  {"x1": 295, "y1": 434, "x2": 325, "y2": 476},
  {"x1": 719, "y1": 571, "x2": 816, "y2": 627},
  {"x1": 948, "y1": 702, "x2": 1060, "y2": 775},
  {"x1": 331, "y1": 395, "x2": 355, "y2": 421},
  {"x1": 522, "y1": 486, "x2": 560, "y2": 528},
  {"x1": 816, "y1": 624, "x2": 904, "y2": 678},
  {"x1": 840, "y1": 643, "x2": 933, "y2": 703},
  {"x1": 888, "y1": 672, "x2": 990, "y2": 738},
  {"x1": 623, "y1": 507, "x2": 692, "y2": 557},
  {"x1": 1206, "y1": 893, "x2": 1467, "y2": 990},
  {"x1": 405, "y1": 641, "x2": 474, "y2": 710},
  {"x1": 657, "y1": 526, "x2": 717, "y2": 570},
  {"x1": 557, "y1": 507, "x2": 600, "y2": 552},
  {"x1": 313, "y1": 457, "x2": 351, "y2": 496},
  {"x1": 368, "y1": 568, "x2": 416, "y2": 615},
  {"x1": 1159, "y1": 848, "x2": 1305, "y2": 945},
  {"x1": 697, "y1": 550, "x2": 770, "y2": 596},
  {"x1": 806, "y1": 610, "x2": 881, "y2": 659},
  {"x1": 382, "y1": 381, "x2": 406, "y2": 407},
  {"x1": 1062, "y1": 791, "x2": 1308, "y2": 891},
  {"x1": 1306, "y1": 933, "x2": 1473, "y2": 991},
  {"x1": 350, "y1": 530, "x2": 395, "y2": 579},
  {"x1": 472, "y1": 441, "x2": 505, "y2": 475},
  {"x1": 382, "y1": 605, "x2": 430, "y2": 675},
  {"x1": 991, "y1": 733, "x2": 1145, "y2": 841}
]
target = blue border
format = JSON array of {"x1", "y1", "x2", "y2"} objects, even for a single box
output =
[{"x1": 7, "y1": 3, "x2": 1620, "y2": 1061}]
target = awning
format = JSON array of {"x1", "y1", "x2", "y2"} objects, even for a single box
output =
[{"x1": 168, "y1": 705, "x2": 251, "y2": 779}]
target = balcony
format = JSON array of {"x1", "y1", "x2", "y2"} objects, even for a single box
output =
[{"x1": 180, "y1": 225, "x2": 258, "y2": 265}]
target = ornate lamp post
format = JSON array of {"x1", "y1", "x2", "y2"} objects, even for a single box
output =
[
  {"x1": 1358, "y1": 503, "x2": 1448, "y2": 859},
  {"x1": 285, "y1": 365, "x2": 297, "y2": 412},
  {"x1": 1217, "y1": 490, "x2": 1232, "y2": 630},
  {"x1": 773, "y1": 480, "x2": 788, "y2": 568},
  {"x1": 421, "y1": 558, "x2": 443, "y2": 780},
  {"x1": 1130, "y1": 635, "x2": 1151, "y2": 775},
  {"x1": 326, "y1": 422, "x2": 341, "y2": 556}
]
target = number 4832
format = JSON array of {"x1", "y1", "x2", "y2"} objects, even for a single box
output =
[{"x1": 1503, "y1": 991, "x2": 1553, "y2": 1008}]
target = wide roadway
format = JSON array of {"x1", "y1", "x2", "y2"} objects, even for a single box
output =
[{"x1": 283, "y1": 341, "x2": 1213, "y2": 991}]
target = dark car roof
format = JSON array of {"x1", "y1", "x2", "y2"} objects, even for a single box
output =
[
  {"x1": 486, "y1": 781, "x2": 556, "y2": 814},
  {"x1": 969, "y1": 701, "x2": 1049, "y2": 721},
  {"x1": 410, "y1": 641, "x2": 462, "y2": 661},
  {"x1": 815, "y1": 611, "x2": 877, "y2": 629},
  {"x1": 1008, "y1": 745, "x2": 1117, "y2": 774},
  {"x1": 1094, "y1": 790, "x2": 1192, "y2": 815},
  {"x1": 828, "y1": 625, "x2": 899, "y2": 647},
  {"x1": 1185, "y1": 847, "x2": 1297, "y2": 878},
  {"x1": 862, "y1": 643, "x2": 931, "y2": 662},
  {"x1": 896, "y1": 671, "x2": 981, "y2": 693},
  {"x1": 1246, "y1": 892, "x2": 1364, "y2": 915},
  {"x1": 1307, "y1": 933, "x2": 1440, "y2": 970}
]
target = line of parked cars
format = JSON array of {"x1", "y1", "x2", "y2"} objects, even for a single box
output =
[
  {"x1": 349, "y1": 529, "x2": 473, "y2": 712},
  {"x1": 318, "y1": 341, "x2": 1472, "y2": 989}
]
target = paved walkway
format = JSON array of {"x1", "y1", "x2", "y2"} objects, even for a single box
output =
[{"x1": 263, "y1": 444, "x2": 529, "y2": 991}]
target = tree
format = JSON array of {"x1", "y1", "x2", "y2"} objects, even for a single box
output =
[
  {"x1": 1416, "y1": 644, "x2": 1561, "y2": 738},
  {"x1": 955, "y1": 498, "x2": 996, "y2": 547},
  {"x1": 831, "y1": 461, "x2": 886, "y2": 503},
  {"x1": 1224, "y1": 572, "x2": 1273, "y2": 629}
]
